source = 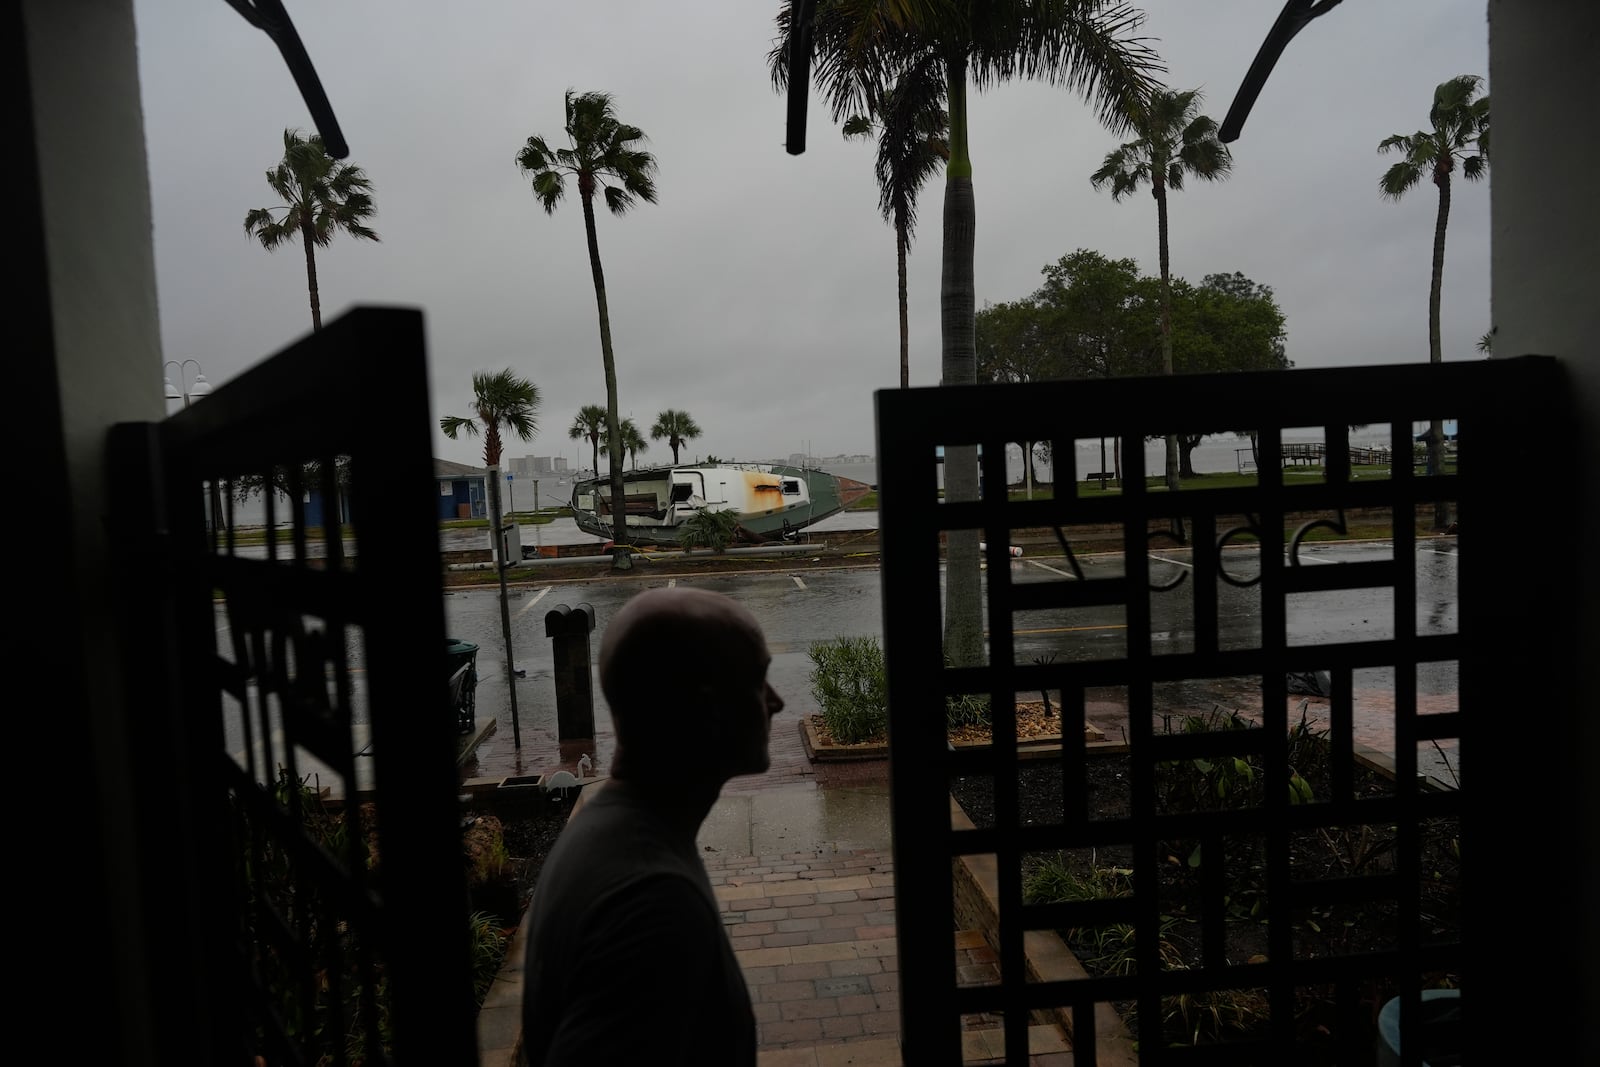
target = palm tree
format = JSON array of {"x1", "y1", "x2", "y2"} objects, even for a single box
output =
[
  {"x1": 1091, "y1": 86, "x2": 1232, "y2": 515},
  {"x1": 439, "y1": 369, "x2": 540, "y2": 468},
  {"x1": 569, "y1": 404, "x2": 607, "y2": 475},
  {"x1": 650, "y1": 409, "x2": 702, "y2": 465},
  {"x1": 770, "y1": 19, "x2": 947, "y2": 390},
  {"x1": 438, "y1": 369, "x2": 541, "y2": 747},
  {"x1": 775, "y1": 0, "x2": 1163, "y2": 666},
  {"x1": 1379, "y1": 73, "x2": 1489, "y2": 528},
  {"x1": 604, "y1": 417, "x2": 648, "y2": 470},
  {"x1": 843, "y1": 59, "x2": 950, "y2": 389},
  {"x1": 518, "y1": 91, "x2": 658, "y2": 565},
  {"x1": 243, "y1": 128, "x2": 379, "y2": 332}
]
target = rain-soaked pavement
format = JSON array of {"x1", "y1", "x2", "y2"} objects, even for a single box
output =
[
  {"x1": 212, "y1": 534, "x2": 1460, "y2": 851},
  {"x1": 433, "y1": 536, "x2": 1459, "y2": 780}
]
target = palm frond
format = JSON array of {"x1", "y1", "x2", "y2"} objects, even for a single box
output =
[
  {"x1": 970, "y1": 1, "x2": 1165, "y2": 134},
  {"x1": 1378, "y1": 160, "x2": 1423, "y2": 200},
  {"x1": 516, "y1": 135, "x2": 556, "y2": 172},
  {"x1": 440, "y1": 416, "x2": 480, "y2": 440},
  {"x1": 602, "y1": 184, "x2": 633, "y2": 215},
  {"x1": 531, "y1": 170, "x2": 565, "y2": 214},
  {"x1": 843, "y1": 114, "x2": 875, "y2": 139}
]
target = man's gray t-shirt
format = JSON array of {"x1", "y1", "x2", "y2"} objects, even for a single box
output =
[{"x1": 521, "y1": 782, "x2": 756, "y2": 1065}]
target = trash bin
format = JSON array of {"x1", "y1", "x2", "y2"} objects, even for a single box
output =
[
  {"x1": 545, "y1": 604, "x2": 596, "y2": 740},
  {"x1": 446, "y1": 639, "x2": 479, "y2": 734}
]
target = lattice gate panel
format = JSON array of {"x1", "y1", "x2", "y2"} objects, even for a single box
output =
[
  {"x1": 113, "y1": 308, "x2": 477, "y2": 1065},
  {"x1": 879, "y1": 358, "x2": 1563, "y2": 1065}
]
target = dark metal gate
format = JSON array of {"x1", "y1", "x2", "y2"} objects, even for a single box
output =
[
  {"x1": 878, "y1": 357, "x2": 1573, "y2": 1064},
  {"x1": 112, "y1": 308, "x2": 477, "y2": 1064}
]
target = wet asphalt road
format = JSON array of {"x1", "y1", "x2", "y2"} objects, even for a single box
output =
[
  {"x1": 442, "y1": 538, "x2": 1459, "y2": 748},
  {"x1": 212, "y1": 539, "x2": 1460, "y2": 786}
]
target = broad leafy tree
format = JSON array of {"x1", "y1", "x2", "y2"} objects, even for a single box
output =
[
  {"x1": 1168, "y1": 273, "x2": 1289, "y2": 475},
  {"x1": 244, "y1": 128, "x2": 379, "y2": 332},
  {"x1": 976, "y1": 254, "x2": 1290, "y2": 480},
  {"x1": 650, "y1": 409, "x2": 702, "y2": 465},
  {"x1": 1379, "y1": 74, "x2": 1489, "y2": 528},
  {"x1": 776, "y1": 0, "x2": 1163, "y2": 666},
  {"x1": 568, "y1": 403, "x2": 607, "y2": 475},
  {"x1": 1091, "y1": 87, "x2": 1231, "y2": 510},
  {"x1": 518, "y1": 91, "x2": 658, "y2": 563}
]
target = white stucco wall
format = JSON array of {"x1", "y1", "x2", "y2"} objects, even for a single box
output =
[{"x1": 25, "y1": 0, "x2": 164, "y2": 1055}]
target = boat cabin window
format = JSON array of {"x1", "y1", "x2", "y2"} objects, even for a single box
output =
[
  {"x1": 782, "y1": 480, "x2": 801, "y2": 495},
  {"x1": 670, "y1": 483, "x2": 694, "y2": 503}
]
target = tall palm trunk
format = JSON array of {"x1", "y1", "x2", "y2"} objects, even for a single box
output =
[
  {"x1": 589, "y1": 434, "x2": 600, "y2": 476},
  {"x1": 896, "y1": 221, "x2": 910, "y2": 388},
  {"x1": 486, "y1": 463, "x2": 521, "y2": 746},
  {"x1": 300, "y1": 206, "x2": 322, "y2": 331},
  {"x1": 581, "y1": 190, "x2": 632, "y2": 568},
  {"x1": 1154, "y1": 176, "x2": 1184, "y2": 541},
  {"x1": 1427, "y1": 171, "x2": 1451, "y2": 528},
  {"x1": 941, "y1": 53, "x2": 982, "y2": 668}
]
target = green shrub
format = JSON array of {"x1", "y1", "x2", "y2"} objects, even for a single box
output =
[
  {"x1": 808, "y1": 636, "x2": 887, "y2": 743},
  {"x1": 468, "y1": 911, "x2": 511, "y2": 1006},
  {"x1": 677, "y1": 508, "x2": 739, "y2": 552}
]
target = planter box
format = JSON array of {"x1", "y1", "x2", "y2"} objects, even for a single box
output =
[{"x1": 950, "y1": 794, "x2": 1139, "y2": 1066}]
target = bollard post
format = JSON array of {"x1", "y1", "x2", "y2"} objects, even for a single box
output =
[{"x1": 545, "y1": 603, "x2": 597, "y2": 741}]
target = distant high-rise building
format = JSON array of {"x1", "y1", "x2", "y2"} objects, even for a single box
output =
[
  {"x1": 552, "y1": 457, "x2": 568, "y2": 473},
  {"x1": 533, "y1": 456, "x2": 554, "y2": 473}
]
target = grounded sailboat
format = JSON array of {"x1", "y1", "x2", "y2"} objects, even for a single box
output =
[{"x1": 569, "y1": 462, "x2": 873, "y2": 548}]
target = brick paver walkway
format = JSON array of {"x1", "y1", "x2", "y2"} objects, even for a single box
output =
[
  {"x1": 479, "y1": 680, "x2": 1456, "y2": 1063},
  {"x1": 706, "y1": 847, "x2": 1070, "y2": 1066}
]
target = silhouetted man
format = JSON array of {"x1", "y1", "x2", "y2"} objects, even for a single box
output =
[{"x1": 522, "y1": 587, "x2": 784, "y2": 1066}]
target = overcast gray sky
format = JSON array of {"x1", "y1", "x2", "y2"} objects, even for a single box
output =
[{"x1": 133, "y1": 1, "x2": 1491, "y2": 469}]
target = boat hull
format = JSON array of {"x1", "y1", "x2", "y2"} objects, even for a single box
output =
[{"x1": 569, "y1": 463, "x2": 871, "y2": 548}]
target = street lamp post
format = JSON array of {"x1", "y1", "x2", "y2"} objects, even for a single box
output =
[
  {"x1": 163, "y1": 359, "x2": 212, "y2": 406},
  {"x1": 163, "y1": 360, "x2": 221, "y2": 532}
]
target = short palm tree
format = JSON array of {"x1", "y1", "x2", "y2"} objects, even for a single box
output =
[
  {"x1": 439, "y1": 370, "x2": 541, "y2": 470},
  {"x1": 650, "y1": 409, "x2": 702, "y2": 465},
  {"x1": 1379, "y1": 73, "x2": 1489, "y2": 528},
  {"x1": 569, "y1": 404, "x2": 608, "y2": 475},
  {"x1": 439, "y1": 369, "x2": 540, "y2": 746},
  {"x1": 243, "y1": 128, "x2": 379, "y2": 332},
  {"x1": 603, "y1": 417, "x2": 648, "y2": 470},
  {"x1": 518, "y1": 91, "x2": 658, "y2": 562},
  {"x1": 1092, "y1": 86, "x2": 1232, "y2": 507}
]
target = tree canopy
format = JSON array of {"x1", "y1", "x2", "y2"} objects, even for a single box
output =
[{"x1": 976, "y1": 250, "x2": 1288, "y2": 385}]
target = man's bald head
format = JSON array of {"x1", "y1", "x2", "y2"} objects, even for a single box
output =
[
  {"x1": 599, "y1": 590, "x2": 778, "y2": 783},
  {"x1": 600, "y1": 588, "x2": 765, "y2": 701}
]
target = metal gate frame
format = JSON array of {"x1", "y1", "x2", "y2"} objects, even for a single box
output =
[
  {"x1": 878, "y1": 356, "x2": 1574, "y2": 1064},
  {"x1": 112, "y1": 308, "x2": 477, "y2": 1064}
]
